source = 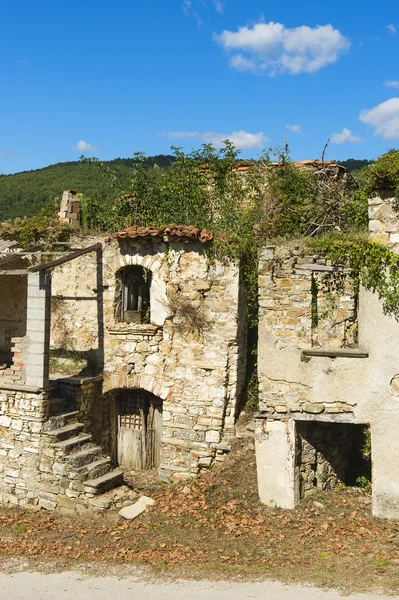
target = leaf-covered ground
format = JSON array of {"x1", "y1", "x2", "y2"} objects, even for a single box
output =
[{"x1": 1, "y1": 440, "x2": 399, "y2": 594}]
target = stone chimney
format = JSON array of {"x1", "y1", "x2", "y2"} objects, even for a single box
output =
[{"x1": 58, "y1": 190, "x2": 80, "y2": 228}]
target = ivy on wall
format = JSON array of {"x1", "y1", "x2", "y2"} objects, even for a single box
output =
[{"x1": 308, "y1": 236, "x2": 399, "y2": 317}]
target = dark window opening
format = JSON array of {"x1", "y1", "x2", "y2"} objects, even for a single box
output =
[
  {"x1": 116, "y1": 266, "x2": 151, "y2": 324},
  {"x1": 296, "y1": 421, "x2": 371, "y2": 499}
]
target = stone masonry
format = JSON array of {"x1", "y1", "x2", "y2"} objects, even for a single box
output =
[
  {"x1": 0, "y1": 216, "x2": 247, "y2": 512},
  {"x1": 50, "y1": 234, "x2": 247, "y2": 481},
  {"x1": 256, "y1": 188, "x2": 399, "y2": 519}
]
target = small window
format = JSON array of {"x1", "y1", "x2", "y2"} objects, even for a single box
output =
[{"x1": 117, "y1": 266, "x2": 151, "y2": 324}]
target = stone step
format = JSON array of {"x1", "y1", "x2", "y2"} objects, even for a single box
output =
[
  {"x1": 44, "y1": 422, "x2": 84, "y2": 442},
  {"x1": 44, "y1": 411, "x2": 80, "y2": 431},
  {"x1": 82, "y1": 457, "x2": 113, "y2": 480},
  {"x1": 51, "y1": 433, "x2": 92, "y2": 454},
  {"x1": 49, "y1": 397, "x2": 69, "y2": 415},
  {"x1": 84, "y1": 469, "x2": 124, "y2": 495},
  {"x1": 67, "y1": 446, "x2": 103, "y2": 468}
]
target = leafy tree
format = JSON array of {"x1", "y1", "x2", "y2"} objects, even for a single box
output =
[{"x1": 0, "y1": 155, "x2": 175, "y2": 221}]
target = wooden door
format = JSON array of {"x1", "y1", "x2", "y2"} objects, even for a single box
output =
[{"x1": 117, "y1": 391, "x2": 162, "y2": 469}]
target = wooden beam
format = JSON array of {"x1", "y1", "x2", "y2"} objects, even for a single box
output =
[
  {"x1": 28, "y1": 242, "x2": 102, "y2": 272},
  {"x1": 301, "y1": 348, "x2": 369, "y2": 359},
  {"x1": 0, "y1": 248, "x2": 41, "y2": 266},
  {"x1": 0, "y1": 270, "x2": 28, "y2": 275}
]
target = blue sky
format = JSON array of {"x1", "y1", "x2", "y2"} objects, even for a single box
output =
[{"x1": 1, "y1": 0, "x2": 399, "y2": 174}]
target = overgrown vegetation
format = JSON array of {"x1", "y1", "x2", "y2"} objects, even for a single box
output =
[
  {"x1": 0, "y1": 155, "x2": 175, "y2": 221},
  {"x1": 308, "y1": 235, "x2": 399, "y2": 317},
  {"x1": 0, "y1": 202, "x2": 70, "y2": 246},
  {"x1": 3, "y1": 144, "x2": 399, "y2": 410}
]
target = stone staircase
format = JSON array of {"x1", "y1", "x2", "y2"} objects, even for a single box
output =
[{"x1": 43, "y1": 393, "x2": 124, "y2": 498}]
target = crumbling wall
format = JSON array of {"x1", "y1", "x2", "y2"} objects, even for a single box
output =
[
  {"x1": 58, "y1": 190, "x2": 80, "y2": 227},
  {"x1": 256, "y1": 230, "x2": 399, "y2": 518},
  {"x1": 258, "y1": 245, "x2": 358, "y2": 417},
  {"x1": 0, "y1": 275, "x2": 27, "y2": 363},
  {"x1": 369, "y1": 188, "x2": 399, "y2": 246},
  {"x1": 49, "y1": 235, "x2": 246, "y2": 481},
  {"x1": 296, "y1": 421, "x2": 353, "y2": 498},
  {"x1": 0, "y1": 337, "x2": 27, "y2": 386},
  {"x1": 51, "y1": 237, "x2": 99, "y2": 359},
  {"x1": 100, "y1": 238, "x2": 244, "y2": 480}
]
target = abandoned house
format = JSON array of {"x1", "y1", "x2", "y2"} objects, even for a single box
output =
[
  {"x1": 2, "y1": 178, "x2": 399, "y2": 520},
  {"x1": 255, "y1": 185, "x2": 399, "y2": 520},
  {"x1": 0, "y1": 191, "x2": 247, "y2": 513}
]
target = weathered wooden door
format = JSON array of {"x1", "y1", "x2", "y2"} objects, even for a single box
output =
[{"x1": 117, "y1": 391, "x2": 162, "y2": 469}]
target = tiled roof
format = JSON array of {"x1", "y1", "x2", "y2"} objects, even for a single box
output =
[{"x1": 112, "y1": 224, "x2": 213, "y2": 243}]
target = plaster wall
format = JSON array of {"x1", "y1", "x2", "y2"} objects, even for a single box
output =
[
  {"x1": 256, "y1": 419, "x2": 296, "y2": 509},
  {"x1": 256, "y1": 241, "x2": 399, "y2": 518}
]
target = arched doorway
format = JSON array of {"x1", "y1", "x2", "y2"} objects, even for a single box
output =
[{"x1": 117, "y1": 389, "x2": 162, "y2": 469}]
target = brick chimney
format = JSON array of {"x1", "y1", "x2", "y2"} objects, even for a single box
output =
[{"x1": 58, "y1": 190, "x2": 81, "y2": 228}]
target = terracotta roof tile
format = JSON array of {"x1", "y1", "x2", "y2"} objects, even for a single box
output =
[{"x1": 112, "y1": 224, "x2": 213, "y2": 243}]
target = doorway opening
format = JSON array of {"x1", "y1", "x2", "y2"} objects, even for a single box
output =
[
  {"x1": 117, "y1": 389, "x2": 162, "y2": 470},
  {"x1": 295, "y1": 421, "x2": 371, "y2": 499}
]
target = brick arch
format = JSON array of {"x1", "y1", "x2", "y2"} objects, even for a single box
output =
[
  {"x1": 107, "y1": 250, "x2": 169, "y2": 326},
  {"x1": 104, "y1": 373, "x2": 172, "y2": 401},
  {"x1": 108, "y1": 253, "x2": 163, "y2": 277}
]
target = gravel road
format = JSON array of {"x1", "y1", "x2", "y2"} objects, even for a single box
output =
[{"x1": 0, "y1": 570, "x2": 398, "y2": 600}]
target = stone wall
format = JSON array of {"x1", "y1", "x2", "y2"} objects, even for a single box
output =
[
  {"x1": 100, "y1": 237, "x2": 244, "y2": 480},
  {"x1": 0, "y1": 337, "x2": 27, "y2": 386},
  {"x1": 0, "y1": 274, "x2": 27, "y2": 363},
  {"x1": 51, "y1": 237, "x2": 100, "y2": 358},
  {"x1": 368, "y1": 188, "x2": 399, "y2": 246},
  {"x1": 258, "y1": 245, "x2": 357, "y2": 418},
  {"x1": 256, "y1": 236, "x2": 399, "y2": 518},
  {"x1": 58, "y1": 190, "x2": 80, "y2": 228},
  {"x1": 56, "y1": 375, "x2": 115, "y2": 457},
  {"x1": 296, "y1": 421, "x2": 353, "y2": 498},
  {"x1": 0, "y1": 388, "x2": 49, "y2": 508},
  {"x1": 50, "y1": 234, "x2": 246, "y2": 481}
]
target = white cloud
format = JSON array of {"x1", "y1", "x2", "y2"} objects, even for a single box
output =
[
  {"x1": 286, "y1": 124, "x2": 303, "y2": 135},
  {"x1": 330, "y1": 128, "x2": 362, "y2": 144},
  {"x1": 163, "y1": 130, "x2": 269, "y2": 150},
  {"x1": 182, "y1": 0, "x2": 191, "y2": 16},
  {"x1": 212, "y1": 0, "x2": 224, "y2": 13},
  {"x1": 360, "y1": 97, "x2": 399, "y2": 140},
  {"x1": 215, "y1": 21, "x2": 350, "y2": 75},
  {"x1": 385, "y1": 80, "x2": 399, "y2": 89},
  {"x1": 182, "y1": 0, "x2": 202, "y2": 25},
  {"x1": 230, "y1": 54, "x2": 257, "y2": 72},
  {"x1": 163, "y1": 131, "x2": 200, "y2": 139},
  {"x1": 75, "y1": 140, "x2": 98, "y2": 153},
  {"x1": 387, "y1": 24, "x2": 397, "y2": 35}
]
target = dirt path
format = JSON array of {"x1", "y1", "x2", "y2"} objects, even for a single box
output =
[
  {"x1": 2, "y1": 442, "x2": 399, "y2": 594},
  {"x1": 0, "y1": 569, "x2": 398, "y2": 600}
]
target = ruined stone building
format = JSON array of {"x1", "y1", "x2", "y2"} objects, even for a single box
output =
[
  {"x1": 0, "y1": 192, "x2": 246, "y2": 512},
  {"x1": 255, "y1": 186, "x2": 399, "y2": 520},
  {"x1": 2, "y1": 181, "x2": 399, "y2": 520}
]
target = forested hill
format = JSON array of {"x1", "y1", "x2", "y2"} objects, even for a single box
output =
[
  {"x1": 338, "y1": 159, "x2": 372, "y2": 172},
  {"x1": 0, "y1": 154, "x2": 370, "y2": 222},
  {"x1": 0, "y1": 155, "x2": 175, "y2": 221}
]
